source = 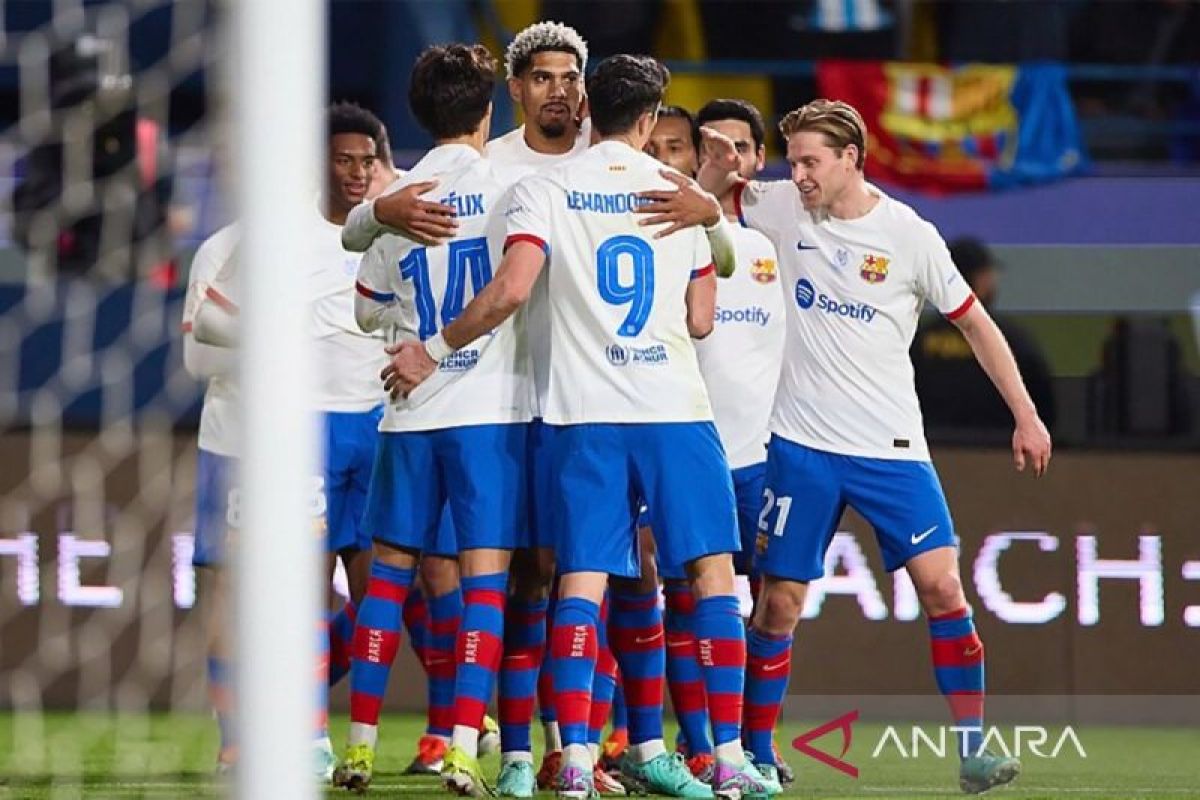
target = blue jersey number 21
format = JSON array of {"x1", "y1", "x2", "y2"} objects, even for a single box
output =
[
  {"x1": 398, "y1": 237, "x2": 492, "y2": 340},
  {"x1": 597, "y1": 235, "x2": 654, "y2": 337}
]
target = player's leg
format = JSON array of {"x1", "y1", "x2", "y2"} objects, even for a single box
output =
[
  {"x1": 193, "y1": 449, "x2": 236, "y2": 771},
  {"x1": 848, "y1": 459, "x2": 1019, "y2": 792},
  {"x1": 406, "y1": 537, "x2": 463, "y2": 775},
  {"x1": 548, "y1": 422, "x2": 642, "y2": 799},
  {"x1": 608, "y1": 527, "x2": 668, "y2": 779},
  {"x1": 438, "y1": 423, "x2": 526, "y2": 796},
  {"x1": 730, "y1": 461, "x2": 795, "y2": 785},
  {"x1": 662, "y1": 577, "x2": 713, "y2": 777},
  {"x1": 498, "y1": 545, "x2": 554, "y2": 797},
  {"x1": 335, "y1": 430, "x2": 437, "y2": 791},
  {"x1": 326, "y1": 409, "x2": 379, "y2": 688},
  {"x1": 744, "y1": 438, "x2": 844, "y2": 787},
  {"x1": 584, "y1": 595, "x2": 627, "y2": 795},
  {"x1": 630, "y1": 422, "x2": 736, "y2": 798}
]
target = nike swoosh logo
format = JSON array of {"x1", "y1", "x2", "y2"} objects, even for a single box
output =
[
  {"x1": 964, "y1": 644, "x2": 982, "y2": 658},
  {"x1": 910, "y1": 525, "x2": 938, "y2": 545},
  {"x1": 635, "y1": 632, "x2": 664, "y2": 645},
  {"x1": 763, "y1": 660, "x2": 788, "y2": 672},
  {"x1": 796, "y1": 241, "x2": 820, "y2": 251},
  {"x1": 666, "y1": 640, "x2": 691, "y2": 649}
]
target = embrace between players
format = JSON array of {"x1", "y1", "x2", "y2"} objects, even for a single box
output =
[{"x1": 184, "y1": 19, "x2": 1051, "y2": 800}]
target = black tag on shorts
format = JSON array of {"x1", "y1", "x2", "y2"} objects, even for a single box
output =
[{"x1": 893, "y1": 438, "x2": 910, "y2": 449}]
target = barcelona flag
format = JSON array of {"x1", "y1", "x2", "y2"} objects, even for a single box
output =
[{"x1": 816, "y1": 61, "x2": 1088, "y2": 193}]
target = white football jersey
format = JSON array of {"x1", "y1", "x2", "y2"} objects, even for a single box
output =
[
  {"x1": 694, "y1": 225, "x2": 785, "y2": 469},
  {"x1": 505, "y1": 140, "x2": 715, "y2": 424},
  {"x1": 486, "y1": 121, "x2": 591, "y2": 418},
  {"x1": 305, "y1": 207, "x2": 388, "y2": 412},
  {"x1": 356, "y1": 144, "x2": 531, "y2": 432},
  {"x1": 485, "y1": 120, "x2": 591, "y2": 178},
  {"x1": 183, "y1": 224, "x2": 240, "y2": 458},
  {"x1": 735, "y1": 180, "x2": 974, "y2": 461}
]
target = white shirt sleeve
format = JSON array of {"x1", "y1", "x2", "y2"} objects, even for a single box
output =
[
  {"x1": 353, "y1": 238, "x2": 403, "y2": 333},
  {"x1": 182, "y1": 228, "x2": 238, "y2": 376},
  {"x1": 914, "y1": 221, "x2": 974, "y2": 318},
  {"x1": 732, "y1": 179, "x2": 794, "y2": 239},
  {"x1": 503, "y1": 175, "x2": 554, "y2": 255}
]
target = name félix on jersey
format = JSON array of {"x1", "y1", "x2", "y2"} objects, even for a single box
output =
[{"x1": 437, "y1": 191, "x2": 485, "y2": 218}]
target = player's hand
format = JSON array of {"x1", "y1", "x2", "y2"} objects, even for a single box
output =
[
  {"x1": 698, "y1": 125, "x2": 739, "y2": 172},
  {"x1": 635, "y1": 170, "x2": 722, "y2": 238},
  {"x1": 381, "y1": 340, "x2": 437, "y2": 399},
  {"x1": 375, "y1": 180, "x2": 458, "y2": 247},
  {"x1": 1012, "y1": 413, "x2": 1052, "y2": 476}
]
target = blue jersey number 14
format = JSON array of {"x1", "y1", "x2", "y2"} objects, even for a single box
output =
[{"x1": 399, "y1": 237, "x2": 492, "y2": 340}]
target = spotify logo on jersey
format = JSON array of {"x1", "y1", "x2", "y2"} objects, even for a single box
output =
[{"x1": 795, "y1": 278, "x2": 816, "y2": 309}]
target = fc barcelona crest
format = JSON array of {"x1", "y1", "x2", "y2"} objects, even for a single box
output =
[
  {"x1": 859, "y1": 254, "x2": 890, "y2": 284},
  {"x1": 750, "y1": 258, "x2": 778, "y2": 284}
]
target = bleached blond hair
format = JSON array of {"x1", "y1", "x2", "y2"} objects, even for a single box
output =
[{"x1": 504, "y1": 21, "x2": 588, "y2": 80}]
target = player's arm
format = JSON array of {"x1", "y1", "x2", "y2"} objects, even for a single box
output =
[
  {"x1": 342, "y1": 178, "x2": 458, "y2": 252},
  {"x1": 634, "y1": 170, "x2": 736, "y2": 278},
  {"x1": 193, "y1": 286, "x2": 239, "y2": 348},
  {"x1": 951, "y1": 299, "x2": 1052, "y2": 476},
  {"x1": 695, "y1": 125, "x2": 742, "y2": 200},
  {"x1": 191, "y1": 251, "x2": 240, "y2": 349},
  {"x1": 685, "y1": 266, "x2": 717, "y2": 339},
  {"x1": 382, "y1": 240, "x2": 546, "y2": 399},
  {"x1": 183, "y1": 287, "x2": 235, "y2": 378},
  {"x1": 353, "y1": 243, "x2": 403, "y2": 333}
]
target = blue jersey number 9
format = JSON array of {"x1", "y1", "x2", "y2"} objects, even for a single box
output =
[
  {"x1": 399, "y1": 237, "x2": 493, "y2": 340},
  {"x1": 596, "y1": 235, "x2": 654, "y2": 338}
]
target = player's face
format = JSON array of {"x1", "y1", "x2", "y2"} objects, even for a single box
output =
[
  {"x1": 645, "y1": 116, "x2": 698, "y2": 177},
  {"x1": 700, "y1": 119, "x2": 763, "y2": 180},
  {"x1": 328, "y1": 133, "x2": 377, "y2": 211},
  {"x1": 786, "y1": 131, "x2": 857, "y2": 212},
  {"x1": 510, "y1": 51, "x2": 583, "y2": 139}
]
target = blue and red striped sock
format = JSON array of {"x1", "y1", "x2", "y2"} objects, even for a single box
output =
[
  {"x1": 426, "y1": 587, "x2": 462, "y2": 739},
  {"x1": 207, "y1": 656, "x2": 235, "y2": 752},
  {"x1": 450, "y1": 572, "x2": 507, "y2": 755},
  {"x1": 588, "y1": 597, "x2": 618, "y2": 747},
  {"x1": 499, "y1": 596, "x2": 548, "y2": 756},
  {"x1": 928, "y1": 607, "x2": 985, "y2": 758},
  {"x1": 328, "y1": 600, "x2": 357, "y2": 686},
  {"x1": 694, "y1": 595, "x2": 746, "y2": 759},
  {"x1": 612, "y1": 680, "x2": 627, "y2": 732},
  {"x1": 664, "y1": 582, "x2": 712, "y2": 755},
  {"x1": 743, "y1": 626, "x2": 792, "y2": 767},
  {"x1": 550, "y1": 596, "x2": 600, "y2": 751},
  {"x1": 609, "y1": 588, "x2": 666, "y2": 748},
  {"x1": 403, "y1": 587, "x2": 430, "y2": 670},
  {"x1": 349, "y1": 562, "x2": 414, "y2": 739}
]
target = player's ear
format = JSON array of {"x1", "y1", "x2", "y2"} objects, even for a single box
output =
[
  {"x1": 755, "y1": 144, "x2": 766, "y2": 172},
  {"x1": 507, "y1": 77, "x2": 522, "y2": 105}
]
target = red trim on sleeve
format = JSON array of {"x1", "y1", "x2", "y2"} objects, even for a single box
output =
[
  {"x1": 204, "y1": 286, "x2": 239, "y2": 315},
  {"x1": 731, "y1": 179, "x2": 749, "y2": 228},
  {"x1": 180, "y1": 321, "x2": 193, "y2": 333},
  {"x1": 690, "y1": 263, "x2": 716, "y2": 280},
  {"x1": 355, "y1": 281, "x2": 396, "y2": 303},
  {"x1": 504, "y1": 233, "x2": 548, "y2": 254},
  {"x1": 945, "y1": 292, "x2": 976, "y2": 321}
]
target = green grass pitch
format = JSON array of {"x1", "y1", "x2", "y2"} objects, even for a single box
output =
[{"x1": 0, "y1": 712, "x2": 1196, "y2": 798}]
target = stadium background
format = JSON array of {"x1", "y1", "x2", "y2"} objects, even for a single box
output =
[{"x1": 1, "y1": 0, "x2": 1198, "y2": 754}]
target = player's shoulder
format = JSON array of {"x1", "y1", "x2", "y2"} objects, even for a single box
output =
[
  {"x1": 485, "y1": 126, "x2": 524, "y2": 154},
  {"x1": 873, "y1": 190, "x2": 943, "y2": 249},
  {"x1": 189, "y1": 223, "x2": 240, "y2": 283}
]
